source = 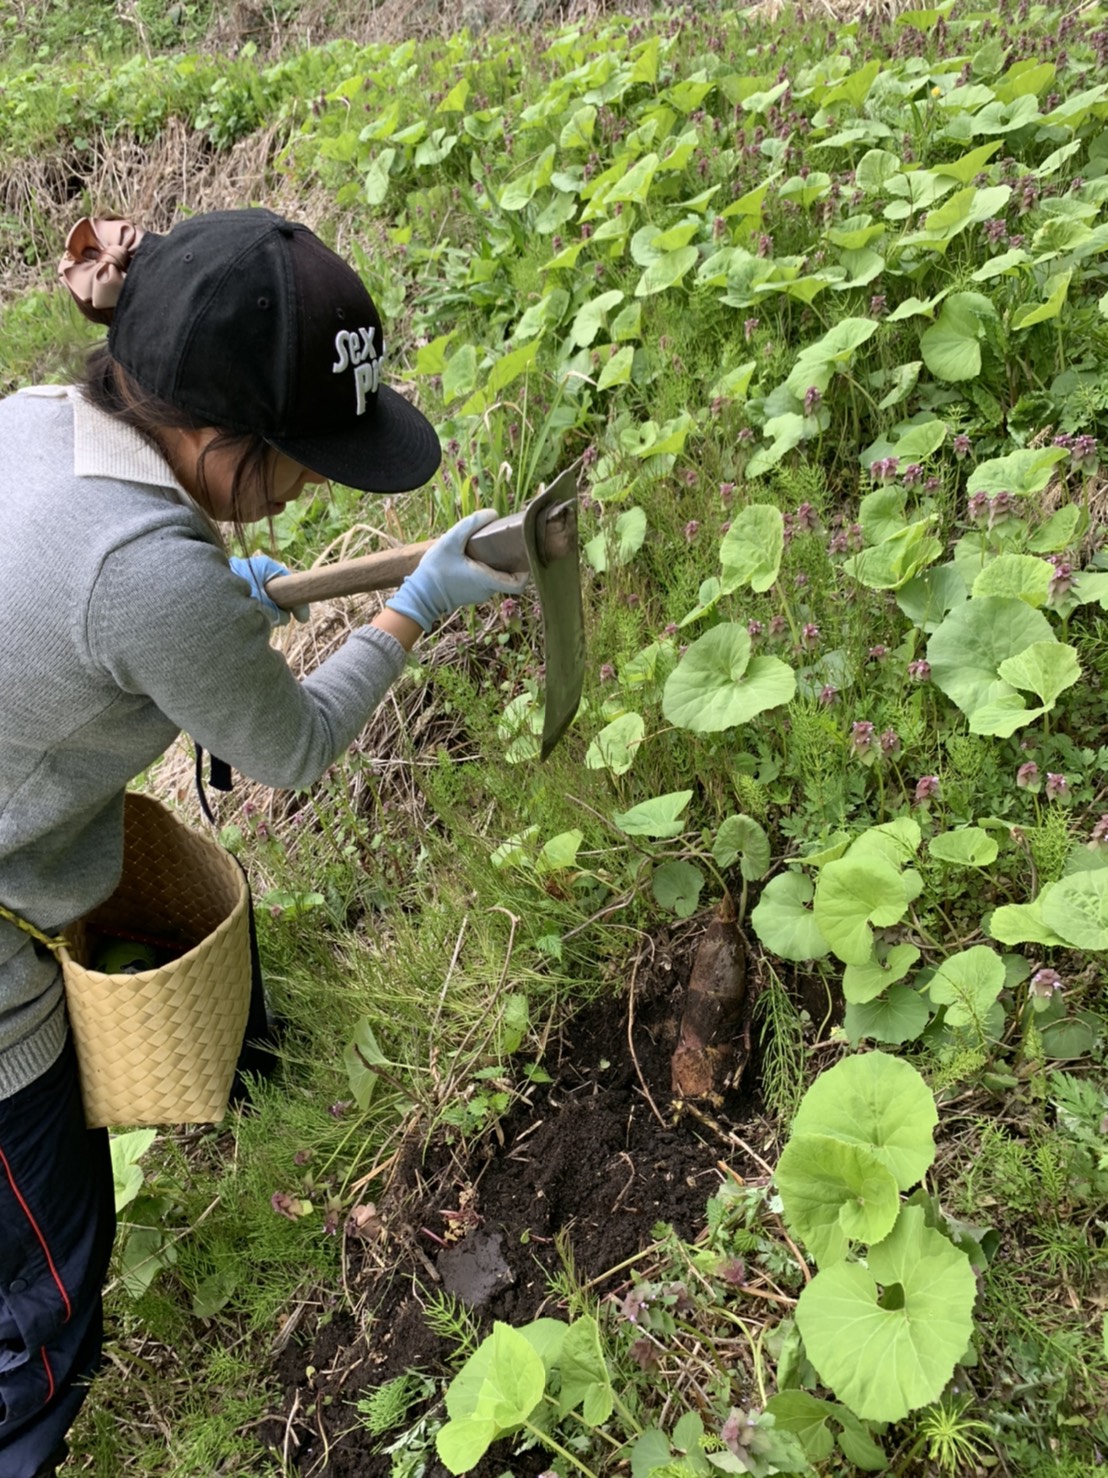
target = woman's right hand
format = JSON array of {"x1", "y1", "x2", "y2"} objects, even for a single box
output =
[{"x1": 384, "y1": 510, "x2": 530, "y2": 634}]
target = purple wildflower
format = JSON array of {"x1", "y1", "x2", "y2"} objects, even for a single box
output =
[
  {"x1": 794, "y1": 501, "x2": 821, "y2": 533},
  {"x1": 869, "y1": 293, "x2": 887, "y2": 318},
  {"x1": 902, "y1": 463, "x2": 924, "y2": 488},
  {"x1": 907, "y1": 659, "x2": 931, "y2": 682},
  {"x1": 802, "y1": 622, "x2": 820, "y2": 648},
  {"x1": 880, "y1": 727, "x2": 901, "y2": 757},
  {"x1": 748, "y1": 619, "x2": 764, "y2": 638},
  {"x1": 1017, "y1": 761, "x2": 1040, "y2": 790},
  {"x1": 850, "y1": 720, "x2": 876, "y2": 757},
  {"x1": 719, "y1": 481, "x2": 736, "y2": 506},
  {"x1": 1088, "y1": 814, "x2": 1108, "y2": 852},
  {"x1": 803, "y1": 385, "x2": 822, "y2": 417},
  {"x1": 743, "y1": 317, "x2": 759, "y2": 341},
  {"x1": 599, "y1": 663, "x2": 616, "y2": 683},
  {"x1": 967, "y1": 490, "x2": 991, "y2": 525},
  {"x1": 952, "y1": 433, "x2": 972, "y2": 459},
  {"x1": 684, "y1": 520, "x2": 700, "y2": 542},
  {"x1": 871, "y1": 456, "x2": 899, "y2": 484},
  {"x1": 818, "y1": 684, "x2": 838, "y2": 706},
  {"x1": 1045, "y1": 772, "x2": 1069, "y2": 801},
  {"x1": 988, "y1": 491, "x2": 1017, "y2": 529},
  {"x1": 914, "y1": 775, "x2": 940, "y2": 803},
  {"x1": 1048, "y1": 561, "x2": 1075, "y2": 603},
  {"x1": 868, "y1": 645, "x2": 889, "y2": 661},
  {"x1": 1073, "y1": 435, "x2": 1099, "y2": 474},
  {"x1": 1030, "y1": 967, "x2": 1064, "y2": 999}
]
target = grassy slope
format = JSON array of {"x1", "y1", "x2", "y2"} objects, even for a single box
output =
[{"x1": 2, "y1": 2, "x2": 1107, "y2": 1474}]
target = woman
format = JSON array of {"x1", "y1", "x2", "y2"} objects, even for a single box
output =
[{"x1": 0, "y1": 208, "x2": 527, "y2": 1477}]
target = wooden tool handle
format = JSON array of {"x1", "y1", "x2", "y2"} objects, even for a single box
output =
[{"x1": 264, "y1": 540, "x2": 436, "y2": 608}]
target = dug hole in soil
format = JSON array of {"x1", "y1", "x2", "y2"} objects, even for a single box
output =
[{"x1": 262, "y1": 922, "x2": 798, "y2": 1478}]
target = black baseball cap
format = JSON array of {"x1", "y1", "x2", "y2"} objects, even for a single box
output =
[{"x1": 108, "y1": 209, "x2": 442, "y2": 493}]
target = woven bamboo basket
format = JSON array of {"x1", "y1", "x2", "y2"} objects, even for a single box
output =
[{"x1": 59, "y1": 792, "x2": 252, "y2": 1128}]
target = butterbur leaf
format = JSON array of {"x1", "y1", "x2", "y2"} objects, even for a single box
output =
[
  {"x1": 776, "y1": 1134, "x2": 901, "y2": 1266},
  {"x1": 844, "y1": 985, "x2": 931, "y2": 1046},
  {"x1": 719, "y1": 504, "x2": 785, "y2": 593},
  {"x1": 988, "y1": 888, "x2": 1066, "y2": 947},
  {"x1": 920, "y1": 296, "x2": 984, "y2": 381},
  {"x1": 971, "y1": 554, "x2": 1053, "y2": 607},
  {"x1": 1041, "y1": 868, "x2": 1108, "y2": 948},
  {"x1": 652, "y1": 860, "x2": 704, "y2": 917},
  {"x1": 111, "y1": 1129, "x2": 157, "y2": 1214},
  {"x1": 597, "y1": 344, "x2": 634, "y2": 389},
  {"x1": 558, "y1": 1316, "x2": 613, "y2": 1425},
  {"x1": 663, "y1": 624, "x2": 795, "y2": 732},
  {"x1": 751, "y1": 871, "x2": 831, "y2": 961},
  {"x1": 813, "y1": 857, "x2": 911, "y2": 965},
  {"x1": 997, "y1": 641, "x2": 1081, "y2": 706},
  {"x1": 790, "y1": 1051, "x2": 938, "y2": 1189},
  {"x1": 927, "y1": 597, "x2": 1054, "y2": 718},
  {"x1": 927, "y1": 945, "x2": 1006, "y2": 1030},
  {"x1": 586, "y1": 713, "x2": 644, "y2": 775},
  {"x1": 712, "y1": 815, "x2": 771, "y2": 879},
  {"x1": 928, "y1": 829, "x2": 999, "y2": 868},
  {"x1": 967, "y1": 446, "x2": 1069, "y2": 495},
  {"x1": 842, "y1": 943, "x2": 921, "y2": 1005},
  {"x1": 796, "y1": 1206, "x2": 977, "y2": 1422},
  {"x1": 437, "y1": 1323, "x2": 545, "y2": 1474},
  {"x1": 612, "y1": 790, "x2": 692, "y2": 839},
  {"x1": 570, "y1": 290, "x2": 625, "y2": 348}
]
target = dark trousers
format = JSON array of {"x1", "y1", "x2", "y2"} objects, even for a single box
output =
[{"x1": 0, "y1": 1037, "x2": 115, "y2": 1478}]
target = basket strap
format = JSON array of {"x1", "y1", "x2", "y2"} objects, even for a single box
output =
[
  {"x1": 0, "y1": 902, "x2": 68, "y2": 954},
  {"x1": 194, "y1": 742, "x2": 234, "y2": 826}
]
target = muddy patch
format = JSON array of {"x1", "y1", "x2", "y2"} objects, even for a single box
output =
[{"x1": 260, "y1": 936, "x2": 783, "y2": 1477}]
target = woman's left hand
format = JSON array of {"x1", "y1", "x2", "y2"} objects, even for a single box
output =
[{"x1": 229, "y1": 554, "x2": 310, "y2": 625}]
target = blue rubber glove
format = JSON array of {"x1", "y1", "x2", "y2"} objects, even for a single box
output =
[
  {"x1": 385, "y1": 510, "x2": 530, "y2": 634},
  {"x1": 229, "y1": 554, "x2": 310, "y2": 626}
]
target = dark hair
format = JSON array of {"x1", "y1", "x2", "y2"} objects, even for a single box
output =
[{"x1": 78, "y1": 343, "x2": 276, "y2": 552}]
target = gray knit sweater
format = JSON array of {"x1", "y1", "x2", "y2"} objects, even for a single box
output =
[{"x1": 0, "y1": 386, "x2": 408, "y2": 1099}]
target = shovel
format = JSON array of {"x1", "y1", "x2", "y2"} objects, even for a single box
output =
[{"x1": 264, "y1": 465, "x2": 585, "y2": 760}]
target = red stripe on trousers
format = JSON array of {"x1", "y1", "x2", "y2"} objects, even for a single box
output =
[{"x1": 0, "y1": 1142, "x2": 73, "y2": 1321}]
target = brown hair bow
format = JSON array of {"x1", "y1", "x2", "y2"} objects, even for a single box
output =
[{"x1": 58, "y1": 217, "x2": 146, "y2": 325}]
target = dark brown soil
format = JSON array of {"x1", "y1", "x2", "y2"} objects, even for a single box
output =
[{"x1": 259, "y1": 928, "x2": 783, "y2": 1478}]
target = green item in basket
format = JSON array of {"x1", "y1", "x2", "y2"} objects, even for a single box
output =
[{"x1": 94, "y1": 938, "x2": 159, "y2": 975}]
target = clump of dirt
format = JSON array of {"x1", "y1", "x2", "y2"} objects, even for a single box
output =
[{"x1": 260, "y1": 932, "x2": 781, "y2": 1477}]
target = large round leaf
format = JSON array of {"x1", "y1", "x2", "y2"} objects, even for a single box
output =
[
  {"x1": 796, "y1": 1205, "x2": 977, "y2": 1422},
  {"x1": 776, "y1": 1134, "x2": 900, "y2": 1267},
  {"x1": 842, "y1": 943, "x2": 921, "y2": 1005},
  {"x1": 663, "y1": 625, "x2": 795, "y2": 732},
  {"x1": 719, "y1": 505, "x2": 785, "y2": 594},
  {"x1": 750, "y1": 871, "x2": 831, "y2": 961},
  {"x1": 791, "y1": 1051, "x2": 937, "y2": 1189},
  {"x1": 813, "y1": 856, "x2": 911, "y2": 965},
  {"x1": 920, "y1": 296, "x2": 984, "y2": 382},
  {"x1": 844, "y1": 985, "x2": 931, "y2": 1046},
  {"x1": 926, "y1": 596, "x2": 1054, "y2": 718},
  {"x1": 927, "y1": 945, "x2": 1006, "y2": 1029},
  {"x1": 1041, "y1": 868, "x2": 1108, "y2": 948}
]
